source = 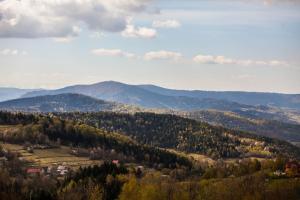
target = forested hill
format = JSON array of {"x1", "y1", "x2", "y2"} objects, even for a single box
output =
[
  {"x1": 1, "y1": 111, "x2": 299, "y2": 161},
  {"x1": 57, "y1": 112, "x2": 300, "y2": 159},
  {"x1": 0, "y1": 112, "x2": 191, "y2": 169},
  {"x1": 0, "y1": 93, "x2": 120, "y2": 112}
]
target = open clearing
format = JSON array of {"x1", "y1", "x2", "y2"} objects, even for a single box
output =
[{"x1": 1, "y1": 143, "x2": 102, "y2": 169}]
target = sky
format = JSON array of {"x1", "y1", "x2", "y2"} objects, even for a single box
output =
[{"x1": 0, "y1": 0, "x2": 300, "y2": 93}]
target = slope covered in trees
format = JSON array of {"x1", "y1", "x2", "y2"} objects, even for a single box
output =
[
  {"x1": 185, "y1": 110, "x2": 300, "y2": 142},
  {"x1": 58, "y1": 112, "x2": 300, "y2": 159},
  {"x1": 0, "y1": 112, "x2": 191, "y2": 169}
]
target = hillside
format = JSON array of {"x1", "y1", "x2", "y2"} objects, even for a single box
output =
[
  {"x1": 0, "y1": 112, "x2": 192, "y2": 169},
  {"x1": 57, "y1": 112, "x2": 300, "y2": 159},
  {"x1": 185, "y1": 110, "x2": 300, "y2": 142}
]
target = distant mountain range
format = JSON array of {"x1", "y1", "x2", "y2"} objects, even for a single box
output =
[
  {"x1": 10, "y1": 80, "x2": 297, "y2": 110},
  {"x1": 1, "y1": 81, "x2": 300, "y2": 124},
  {"x1": 139, "y1": 84, "x2": 300, "y2": 109},
  {"x1": 20, "y1": 81, "x2": 259, "y2": 111},
  {"x1": 0, "y1": 81, "x2": 298, "y2": 110}
]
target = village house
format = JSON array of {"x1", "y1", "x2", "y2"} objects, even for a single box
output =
[
  {"x1": 0, "y1": 156, "x2": 8, "y2": 166},
  {"x1": 57, "y1": 163, "x2": 69, "y2": 176},
  {"x1": 27, "y1": 168, "x2": 41, "y2": 176},
  {"x1": 273, "y1": 170, "x2": 286, "y2": 176},
  {"x1": 26, "y1": 146, "x2": 34, "y2": 153},
  {"x1": 285, "y1": 161, "x2": 300, "y2": 176},
  {"x1": 112, "y1": 160, "x2": 120, "y2": 166}
]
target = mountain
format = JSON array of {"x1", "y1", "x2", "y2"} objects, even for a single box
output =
[
  {"x1": 20, "y1": 81, "x2": 264, "y2": 111},
  {"x1": 0, "y1": 87, "x2": 37, "y2": 102},
  {"x1": 21, "y1": 81, "x2": 300, "y2": 110},
  {"x1": 138, "y1": 84, "x2": 300, "y2": 109},
  {"x1": 0, "y1": 93, "x2": 120, "y2": 112}
]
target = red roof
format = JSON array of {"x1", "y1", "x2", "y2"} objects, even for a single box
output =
[
  {"x1": 27, "y1": 168, "x2": 41, "y2": 174},
  {"x1": 285, "y1": 161, "x2": 299, "y2": 169},
  {"x1": 112, "y1": 160, "x2": 119, "y2": 164}
]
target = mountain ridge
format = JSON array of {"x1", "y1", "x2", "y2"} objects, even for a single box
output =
[
  {"x1": 0, "y1": 93, "x2": 119, "y2": 112},
  {"x1": 138, "y1": 84, "x2": 300, "y2": 109},
  {"x1": 20, "y1": 81, "x2": 281, "y2": 112}
]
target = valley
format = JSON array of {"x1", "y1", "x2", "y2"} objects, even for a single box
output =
[
  {"x1": 0, "y1": 82, "x2": 299, "y2": 200},
  {"x1": 1, "y1": 0, "x2": 299, "y2": 198}
]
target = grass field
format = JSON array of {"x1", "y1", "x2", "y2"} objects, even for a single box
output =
[
  {"x1": 1, "y1": 143, "x2": 102, "y2": 169},
  {"x1": 0, "y1": 125, "x2": 19, "y2": 132}
]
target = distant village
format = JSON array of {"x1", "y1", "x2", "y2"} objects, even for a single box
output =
[{"x1": 0, "y1": 144, "x2": 146, "y2": 178}]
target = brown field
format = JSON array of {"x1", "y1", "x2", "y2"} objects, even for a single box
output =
[
  {"x1": 0, "y1": 125, "x2": 19, "y2": 132},
  {"x1": 1, "y1": 143, "x2": 102, "y2": 169}
]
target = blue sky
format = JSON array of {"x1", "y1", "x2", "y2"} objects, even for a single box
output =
[{"x1": 0, "y1": 0, "x2": 299, "y2": 93}]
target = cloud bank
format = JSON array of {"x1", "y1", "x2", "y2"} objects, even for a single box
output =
[
  {"x1": 152, "y1": 20, "x2": 181, "y2": 28},
  {"x1": 144, "y1": 50, "x2": 182, "y2": 61},
  {"x1": 90, "y1": 49, "x2": 288, "y2": 66},
  {"x1": 0, "y1": 0, "x2": 151, "y2": 38},
  {"x1": 193, "y1": 54, "x2": 287, "y2": 66},
  {"x1": 121, "y1": 24, "x2": 157, "y2": 39},
  {"x1": 91, "y1": 48, "x2": 135, "y2": 58},
  {"x1": 0, "y1": 48, "x2": 27, "y2": 56}
]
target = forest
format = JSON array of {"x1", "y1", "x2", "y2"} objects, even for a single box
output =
[
  {"x1": 57, "y1": 112, "x2": 300, "y2": 159},
  {"x1": 1, "y1": 146, "x2": 299, "y2": 200},
  {"x1": 0, "y1": 111, "x2": 299, "y2": 200}
]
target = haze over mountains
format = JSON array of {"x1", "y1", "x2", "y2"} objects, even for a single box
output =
[
  {"x1": 139, "y1": 84, "x2": 300, "y2": 109},
  {"x1": 8, "y1": 80, "x2": 299, "y2": 110},
  {"x1": 0, "y1": 81, "x2": 300, "y2": 144},
  {"x1": 12, "y1": 80, "x2": 300, "y2": 124},
  {"x1": 0, "y1": 88, "x2": 37, "y2": 102}
]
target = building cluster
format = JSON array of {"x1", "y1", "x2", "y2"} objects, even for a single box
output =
[
  {"x1": 273, "y1": 160, "x2": 300, "y2": 177},
  {"x1": 26, "y1": 162, "x2": 71, "y2": 177}
]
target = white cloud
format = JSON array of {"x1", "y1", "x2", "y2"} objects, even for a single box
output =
[
  {"x1": 144, "y1": 50, "x2": 182, "y2": 61},
  {"x1": 0, "y1": 0, "x2": 151, "y2": 38},
  {"x1": 0, "y1": 48, "x2": 27, "y2": 56},
  {"x1": 263, "y1": 0, "x2": 299, "y2": 6},
  {"x1": 89, "y1": 31, "x2": 105, "y2": 39},
  {"x1": 193, "y1": 54, "x2": 287, "y2": 66},
  {"x1": 121, "y1": 24, "x2": 157, "y2": 39},
  {"x1": 193, "y1": 55, "x2": 234, "y2": 65},
  {"x1": 152, "y1": 20, "x2": 181, "y2": 28},
  {"x1": 91, "y1": 48, "x2": 136, "y2": 58},
  {"x1": 53, "y1": 37, "x2": 74, "y2": 43}
]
